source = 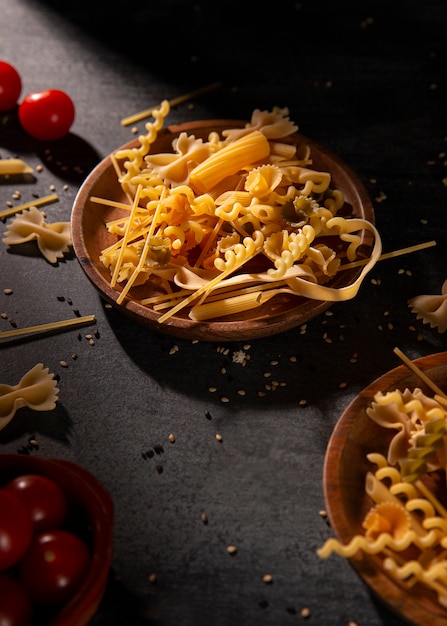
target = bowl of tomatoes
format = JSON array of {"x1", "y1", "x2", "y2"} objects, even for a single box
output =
[{"x1": 0, "y1": 454, "x2": 114, "y2": 626}]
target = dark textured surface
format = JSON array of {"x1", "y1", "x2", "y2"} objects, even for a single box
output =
[{"x1": 1, "y1": 1, "x2": 446, "y2": 624}]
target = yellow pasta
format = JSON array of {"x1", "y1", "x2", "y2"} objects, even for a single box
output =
[
  {"x1": 2, "y1": 206, "x2": 71, "y2": 263},
  {"x1": 95, "y1": 103, "x2": 382, "y2": 321},
  {"x1": 0, "y1": 364, "x2": 59, "y2": 430},
  {"x1": 318, "y1": 386, "x2": 447, "y2": 609}
]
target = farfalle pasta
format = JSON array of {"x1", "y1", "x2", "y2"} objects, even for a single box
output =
[
  {"x1": 2, "y1": 206, "x2": 72, "y2": 263},
  {"x1": 94, "y1": 103, "x2": 382, "y2": 321},
  {"x1": 317, "y1": 387, "x2": 447, "y2": 608},
  {"x1": 0, "y1": 363, "x2": 59, "y2": 430},
  {"x1": 408, "y1": 278, "x2": 447, "y2": 333}
]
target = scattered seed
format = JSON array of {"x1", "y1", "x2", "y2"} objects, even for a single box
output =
[
  {"x1": 339, "y1": 382, "x2": 348, "y2": 389},
  {"x1": 3, "y1": 288, "x2": 13, "y2": 295},
  {"x1": 319, "y1": 510, "x2": 328, "y2": 519},
  {"x1": 226, "y1": 545, "x2": 237, "y2": 555},
  {"x1": 71, "y1": 353, "x2": 77, "y2": 360},
  {"x1": 59, "y1": 360, "x2": 68, "y2": 367},
  {"x1": 215, "y1": 433, "x2": 223, "y2": 442},
  {"x1": 289, "y1": 355, "x2": 297, "y2": 362},
  {"x1": 262, "y1": 574, "x2": 273, "y2": 584},
  {"x1": 201, "y1": 512, "x2": 208, "y2": 525},
  {"x1": 148, "y1": 573, "x2": 157, "y2": 584},
  {"x1": 220, "y1": 397, "x2": 229, "y2": 403},
  {"x1": 169, "y1": 345, "x2": 179, "y2": 355},
  {"x1": 36, "y1": 164, "x2": 43, "y2": 172},
  {"x1": 1, "y1": 312, "x2": 7, "y2": 319},
  {"x1": 300, "y1": 607, "x2": 311, "y2": 618},
  {"x1": 208, "y1": 387, "x2": 217, "y2": 393},
  {"x1": 299, "y1": 399, "x2": 307, "y2": 407},
  {"x1": 168, "y1": 433, "x2": 175, "y2": 443},
  {"x1": 237, "y1": 389, "x2": 246, "y2": 396}
]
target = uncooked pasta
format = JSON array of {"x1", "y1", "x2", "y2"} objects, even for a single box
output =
[{"x1": 94, "y1": 102, "x2": 382, "y2": 321}]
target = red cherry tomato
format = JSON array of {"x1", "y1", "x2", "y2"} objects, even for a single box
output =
[
  {"x1": 18, "y1": 89, "x2": 75, "y2": 141},
  {"x1": 5, "y1": 474, "x2": 67, "y2": 533},
  {"x1": 0, "y1": 60, "x2": 22, "y2": 112},
  {"x1": 0, "y1": 489, "x2": 33, "y2": 571},
  {"x1": 0, "y1": 572, "x2": 33, "y2": 626},
  {"x1": 19, "y1": 529, "x2": 90, "y2": 606}
]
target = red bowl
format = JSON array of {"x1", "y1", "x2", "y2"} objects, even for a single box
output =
[{"x1": 0, "y1": 454, "x2": 114, "y2": 626}]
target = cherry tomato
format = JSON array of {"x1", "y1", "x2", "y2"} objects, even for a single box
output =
[
  {"x1": 0, "y1": 489, "x2": 33, "y2": 571},
  {"x1": 18, "y1": 89, "x2": 75, "y2": 141},
  {"x1": 19, "y1": 529, "x2": 90, "y2": 606},
  {"x1": 0, "y1": 60, "x2": 22, "y2": 112},
  {"x1": 0, "y1": 572, "x2": 33, "y2": 626},
  {"x1": 5, "y1": 474, "x2": 67, "y2": 533}
]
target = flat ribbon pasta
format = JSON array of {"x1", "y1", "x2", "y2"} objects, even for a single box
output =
[
  {"x1": 0, "y1": 363, "x2": 59, "y2": 430},
  {"x1": 2, "y1": 206, "x2": 72, "y2": 263}
]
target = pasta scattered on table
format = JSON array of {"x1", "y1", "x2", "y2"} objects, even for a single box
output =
[
  {"x1": 0, "y1": 363, "x2": 59, "y2": 430},
  {"x1": 2, "y1": 206, "x2": 72, "y2": 263},
  {"x1": 408, "y1": 278, "x2": 447, "y2": 333},
  {"x1": 94, "y1": 102, "x2": 382, "y2": 321}
]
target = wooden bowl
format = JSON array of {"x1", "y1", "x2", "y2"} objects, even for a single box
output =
[
  {"x1": 0, "y1": 454, "x2": 114, "y2": 626},
  {"x1": 71, "y1": 119, "x2": 376, "y2": 342},
  {"x1": 323, "y1": 351, "x2": 447, "y2": 625}
]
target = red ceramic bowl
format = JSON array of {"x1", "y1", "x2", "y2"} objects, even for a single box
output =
[{"x1": 0, "y1": 454, "x2": 114, "y2": 626}]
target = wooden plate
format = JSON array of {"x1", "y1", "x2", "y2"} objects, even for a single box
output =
[
  {"x1": 71, "y1": 119, "x2": 375, "y2": 341},
  {"x1": 323, "y1": 351, "x2": 447, "y2": 625}
]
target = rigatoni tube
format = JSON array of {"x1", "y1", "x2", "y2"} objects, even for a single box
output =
[{"x1": 189, "y1": 131, "x2": 270, "y2": 194}]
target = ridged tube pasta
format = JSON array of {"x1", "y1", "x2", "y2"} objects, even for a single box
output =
[{"x1": 189, "y1": 130, "x2": 270, "y2": 194}]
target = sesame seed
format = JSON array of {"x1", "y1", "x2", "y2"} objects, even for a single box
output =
[
  {"x1": 300, "y1": 607, "x2": 311, "y2": 618},
  {"x1": 262, "y1": 574, "x2": 273, "y2": 584},
  {"x1": 226, "y1": 545, "x2": 237, "y2": 555},
  {"x1": 59, "y1": 360, "x2": 68, "y2": 367},
  {"x1": 148, "y1": 573, "x2": 157, "y2": 584},
  {"x1": 201, "y1": 512, "x2": 208, "y2": 524},
  {"x1": 36, "y1": 164, "x2": 43, "y2": 172},
  {"x1": 168, "y1": 433, "x2": 175, "y2": 443},
  {"x1": 339, "y1": 382, "x2": 348, "y2": 389},
  {"x1": 237, "y1": 389, "x2": 246, "y2": 396},
  {"x1": 208, "y1": 387, "x2": 217, "y2": 393},
  {"x1": 220, "y1": 397, "x2": 229, "y2": 403},
  {"x1": 319, "y1": 510, "x2": 327, "y2": 518},
  {"x1": 3, "y1": 288, "x2": 13, "y2": 295},
  {"x1": 1, "y1": 313, "x2": 7, "y2": 319},
  {"x1": 215, "y1": 433, "x2": 223, "y2": 442}
]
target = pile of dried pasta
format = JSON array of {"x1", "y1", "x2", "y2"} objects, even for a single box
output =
[
  {"x1": 94, "y1": 102, "x2": 382, "y2": 322},
  {"x1": 318, "y1": 387, "x2": 447, "y2": 608}
]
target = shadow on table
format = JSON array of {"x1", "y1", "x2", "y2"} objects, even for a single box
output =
[
  {"x1": 0, "y1": 404, "x2": 73, "y2": 449},
  {"x1": 101, "y1": 293, "x2": 404, "y2": 412},
  {"x1": 0, "y1": 108, "x2": 101, "y2": 184}
]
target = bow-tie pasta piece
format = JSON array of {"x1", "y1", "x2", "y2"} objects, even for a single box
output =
[
  {"x1": 0, "y1": 363, "x2": 59, "y2": 430},
  {"x1": 408, "y1": 278, "x2": 447, "y2": 333},
  {"x1": 2, "y1": 205, "x2": 72, "y2": 263}
]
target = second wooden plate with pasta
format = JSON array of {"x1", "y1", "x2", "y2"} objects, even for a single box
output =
[
  {"x1": 71, "y1": 117, "x2": 377, "y2": 341},
  {"x1": 322, "y1": 351, "x2": 447, "y2": 625}
]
